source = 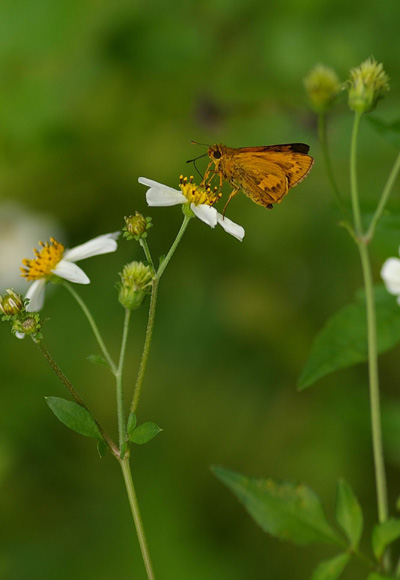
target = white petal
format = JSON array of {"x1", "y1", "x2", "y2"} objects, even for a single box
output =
[
  {"x1": 217, "y1": 213, "x2": 245, "y2": 241},
  {"x1": 139, "y1": 177, "x2": 187, "y2": 207},
  {"x1": 381, "y1": 258, "x2": 400, "y2": 295},
  {"x1": 15, "y1": 332, "x2": 26, "y2": 339},
  {"x1": 64, "y1": 232, "x2": 119, "y2": 262},
  {"x1": 191, "y1": 204, "x2": 218, "y2": 227},
  {"x1": 25, "y1": 279, "x2": 47, "y2": 312},
  {"x1": 53, "y1": 260, "x2": 90, "y2": 284}
]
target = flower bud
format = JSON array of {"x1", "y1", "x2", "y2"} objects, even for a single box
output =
[
  {"x1": 347, "y1": 57, "x2": 389, "y2": 114},
  {"x1": 304, "y1": 64, "x2": 342, "y2": 114},
  {"x1": 12, "y1": 313, "x2": 42, "y2": 339},
  {"x1": 124, "y1": 213, "x2": 152, "y2": 240},
  {"x1": 117, "y1": 261, "x2": 153, "y2": 310},
  {"x1": 0, "y1": 289, "x2": 24, "y2": 316}
]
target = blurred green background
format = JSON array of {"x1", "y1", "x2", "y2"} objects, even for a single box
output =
[{"x1": 1, "y1": 0, "x2": 400, "y2": 578}]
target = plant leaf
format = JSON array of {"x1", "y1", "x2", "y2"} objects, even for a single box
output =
[
  {"x1": 46, "y1": 397, "x2": 103, "y2": 440},
  {"x1": 367, "y1": 116, "x2": 400, "y2": 149},
  {"x1": 212, "y1": 466, "x2": 342, "y2": 546},
  {"x1": 372, "y1": 518, "x2": 400, "y2": 561},
  {"x1": 310, "y1": 553, "x2": 351, "y2": 580},
  {"x1": 97, "y1": 440, "x2": 107, "y2": 458},
  {"x1": 87, "y1": 354, "x2": 111, "y2": 369},
  {"x1": 298, "y1": 286, "x2": 400, "y2": 390},
  {"x1": 129, "y1": 422, "x2": 162, "y2": 444},
  {"x1": 335, "y1": 479, "x2": 363, "y2": 549},
  {"x1": 127, "y1": 412, "x2": 137, "y2": 438}
]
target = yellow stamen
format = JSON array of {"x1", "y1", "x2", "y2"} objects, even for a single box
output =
[
  {"x1": 20, "y1": 237, "x2": 65, "y2": 281},
  {"x1": 179, "y1": 175, "x2": 222, "y2": 206}
]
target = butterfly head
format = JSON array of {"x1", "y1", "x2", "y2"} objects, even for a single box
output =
[{"x1": 208, "y1": 144, "x2": 225, "y2": 163}]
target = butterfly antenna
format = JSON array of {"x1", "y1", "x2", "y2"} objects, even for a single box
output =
[
  {"x1": 186, "y1": 157, "x2": 204, "y2": 180},
  {"x1": 190, "y1": 140, "x2": 211, "y2": 146}
]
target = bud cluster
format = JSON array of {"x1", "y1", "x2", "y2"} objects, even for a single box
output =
[
  {"x1": 0, "y1": 289, "x2": 42, "y2": 339},
  {"x1": 117, "y1": 262, "x2": 153, "y2": 310},
  {"x1": 304, "y1": 64, "x2": 342, "y2": 114},
  {"x1": 347, "y1": 57, "x2": 389, "y2": 114}
]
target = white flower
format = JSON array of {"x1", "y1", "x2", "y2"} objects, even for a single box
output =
[
  {"x1": 381, "y1": 252, "x2": 400, "y2": 305},
  {"x1": 21, "y1": 232, "x2": 120, "y2": 312},
  {"x1": 139, "y1": 177, "x2": 245, "y2": 241}
]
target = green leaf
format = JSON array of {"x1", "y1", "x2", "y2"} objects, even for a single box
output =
[
  {"x1": 87, "y1": 354, "x2": 111, "y2": 369},
  {"x1": 372, "y1": 518, "x2": 400, "y2": 561},
  {"x1": 97, "y1": 440, "x2": 107, "y2": 458},
  {"x1": 129, "y1": 422, "x2": 162, "y2": 445},
  {"x1": 310, "y1": 553, "x2": 351, "y2": 580},
  {"x1": 46, "y1": 397, "x2": 103, "y2": 441},
  {"x1": 335, "y1": 479, "x2": 363, "y2": 549},
  {"x1": 127, "y1": 412, "x2": 137, "y2": 438},
  {"x1": 298, "y1": 286, "x2": 400, "y2": 390},
  {"x1": 367, "y1": 116, "x2": 400, "y2": 149},
  {"x1": 212, "y1": 466, "x2": 341, "y2": 546}
]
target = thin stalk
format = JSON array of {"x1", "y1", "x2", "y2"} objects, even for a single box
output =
[
  {"x1": 366, "y1": 151, "x2": 400, "y2": 240},
  {"x1": 120, "y1": 457, "x2": 156, "y2": 580},
  {"x1": 63, "y1": 282, "x2": 117, "y2": 375},
  {"x1": 140, "y1": 238, "x2": 155, "y2": 275},
  {"x1": 349, "y1": 111, "x2": 364, "y2": 236},
  {"x1": 32, "y1": 338, "x2": 119, "y2": 457},
  {"x1": 116, "y1": 308, "x2": 131, "y2": 447},
  {"x1": 318, "y1": 112, "x2": 345, "y2": 212},
  {"x1": 130, "y1": 214, "x2": 191, "y2": 414}
]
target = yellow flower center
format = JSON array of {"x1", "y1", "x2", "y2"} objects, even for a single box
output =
[
  {"x1": 179, "y1": 175, "x2": 222, "y2": 206},
  {"x1": 20, "y1": 237, "x2": 65, "y2": 281}
]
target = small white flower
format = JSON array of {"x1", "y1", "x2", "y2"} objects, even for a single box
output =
[
  {"x1": 139, "y1": 177, "x2": 245, "y2": 241},
  {"x1": 21, "y1": 232, "x2": 120, "y2": 312},
  {"x1": 381, "y1": 251, "x2": 400, "y2": 305}
]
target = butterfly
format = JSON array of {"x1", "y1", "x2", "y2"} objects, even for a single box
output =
[{"x1": 202, "y1": 143, "x2": 314, "y2": 215}]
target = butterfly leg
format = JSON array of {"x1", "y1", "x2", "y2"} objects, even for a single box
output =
[{"x1": 222, "y1": 187, "x2": 240, "y2": 217}]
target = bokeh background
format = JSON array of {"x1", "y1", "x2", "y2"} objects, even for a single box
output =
[{"x1": 1, "y1": 1, "x2": 400, "y2": 578}]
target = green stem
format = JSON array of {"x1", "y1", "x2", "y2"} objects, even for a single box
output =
[
  {"x1": 140, "y1": 238, "x2": 155, "y2": 275},
  {"x1": 366, "y1": 151, "x2": 400, "y2": 240},
  {"x1": 63, "y1": 282, "x2": 117, "y2": 375},
  {"x1": 130, "y1": 214, "x2": 191, "y2": 414},
  {"x1": 349, "y1": 110, "x2": 389, "y2": 530},
  {"x1": 32, "y1": 338, "x2": 119, "y2": 457},
  {"x1": 116, "y1": 308, "x2": 131, "y2": 447},
  {"x1": 318, "y1": 112, "x2": 345, "y2": 212},
  {"x1": 120, "y1": 457, "x2": 156, "y2": 580}
]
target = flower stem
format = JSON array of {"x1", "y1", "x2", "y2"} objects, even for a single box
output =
[
  {"x1": 130, "y1": 214, "x2": 191, "y2": 414},
  {"x1": 116, "y1": 308, "x2": 131, "y2": 447},
  {"x1": 349, "y1": 111, "x2": 389, "y2": 529},
  {"x1": 140, "y1": 238, "x2": 155, "y2": 275},
  {"x1": 318, "y1": 112, "x2": 345, "y2": 212},
  {"x1": 63, "y1": 282, "x2": 117, "y2": 375},
  {"x1": 32, "y1": 338, "x2": 119, "y2": 457},
  {"x1": 366, "y1": 151, "x2": 400, "y2": 241},
  {"x1": 120, "y1": 457, "x2": 156, "y2": 580}
]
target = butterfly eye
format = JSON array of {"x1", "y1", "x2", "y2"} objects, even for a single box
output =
[{"x1": 213, "y1": 150, "x2": 222, "y2": 159}]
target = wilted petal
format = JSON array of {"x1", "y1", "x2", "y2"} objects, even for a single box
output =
[
  {"x1": 381, "y1": 257, "x2": 400, "y2": 295},
  {"x1": 217, "y1": 213, "x2": 245, "y2": 241},
  {"x1": 191, "y1": 204, "x2": 218, "y2": 227},
  {"x1": 53, "y1": 260, "x2": 90, "y2": 284},
  {"x1": 64, "y1": 232, "x2": 119, "y2": 262},
  {"x1": 25, "y1": 279, "x2": 47, "y2": 312}
]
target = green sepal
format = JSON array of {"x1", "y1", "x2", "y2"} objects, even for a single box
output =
[
  {"x1": 97, "y1": 440, "x2": 108, "y2": 458},
  {"x1": 335, "y1": 479, "x2": 363, "y2": 549},
  {"x1": 127, "y1": 412, "x2": 137, "y2": 438},
  {"x1": 129, "y1": 422, "x2": 162, "y2": 445},
  {"x1": 366, "y1": 116, "x2": 400, "y2": 149},
  {"x1": 298, "y1": 286, "x2": 400, "y2": 390},
  {"x1": 372, "y1": 518, "x2": 400, "y2": 561},
  {"x1": 46, "y1": 396, "x2": 103, "y2": 441},
  {"x1": 212, "y1": 466, "x2": 342, "y2": 546},
  {"x1": 87, "y1": 354, "x2": 112, "y2": 369},
  {"x1": 310, "y1": 552, "x2": 351, "y2": 580}
]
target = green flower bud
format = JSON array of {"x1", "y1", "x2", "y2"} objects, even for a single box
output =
[
  {"x1": 0, "y1": 289, "x2": 24, "y2": 316},
  {"x1": 347, "y1": 57, "x2": 389, "y2": 114},
  {"x1": 117, "y1": 261, "x2": 153, "y2": 310},
  {"x1": 304, "y1": 64, "x2": 342, "y2": 114},
  {"x1": 124, "y1": 213, "x2": 152, "y2": 240},
  {"x1": 12, "y1": 313, "x2": 42, "y2": 338}
]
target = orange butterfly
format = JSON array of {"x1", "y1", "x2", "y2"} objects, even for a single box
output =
[{"x1": 202, "y1": 143, "x2": 314, "y2": 215}]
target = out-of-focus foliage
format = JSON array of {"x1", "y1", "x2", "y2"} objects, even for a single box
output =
[{"x1": 1, "y1": 1, "x2": 400, "y2": 579}]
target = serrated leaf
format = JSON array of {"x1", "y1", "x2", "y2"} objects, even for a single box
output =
[
  {"x1": 46, "y1": 397, "x2": 103, "y2": 441},
  {"x1": 367, "y1": 116, "x2": 400, "y2": 149},
  {"x1": 310, "y1": 553, "x2": 351, "y2": 580},
  {"x1": 212, "y1": 466, "x2": 341, "y2": 546},
  {"x1": 129, "y1": 422, "x2": 162, "y2": 444},
  {"x1": 97, "y1": 440, "x2": 107, "y2": 458},
  {"x1": 335, "y1": 479, "x2": 363, "y2": 549},
  {"x1": 87, "y1": 354, "x2": 111, "y2": 369},
  {"x1": 127, "y1": 412, "x2": 137, "y2": 438},
  {"x1": 298, "y1": 286, "x2": 400, "y2": 390},
  {"x1": 372, "y1": 518, "x2": 400, "y2": 561}
]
